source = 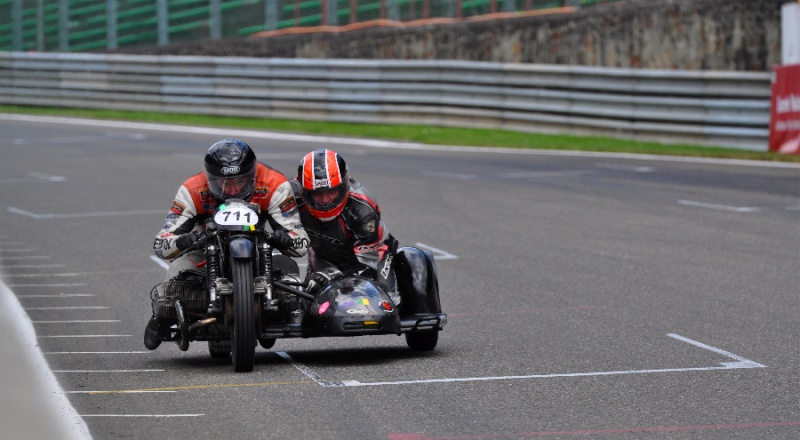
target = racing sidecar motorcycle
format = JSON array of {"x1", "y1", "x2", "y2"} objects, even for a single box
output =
[{"x1": 149, "y1": 199, "x2": 446, "y2": 372}]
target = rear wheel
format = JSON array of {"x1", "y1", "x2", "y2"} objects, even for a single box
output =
[
  {"x1": 231, "y1": 258, "x2": 257, "y2": 372},
  {"x1": 406, "y1": 330, "x2": 438, "y2": 351}
]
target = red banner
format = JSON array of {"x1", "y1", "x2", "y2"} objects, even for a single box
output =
[{"x1": 769, "y1": 64, "x2": 800, "y2": 154}]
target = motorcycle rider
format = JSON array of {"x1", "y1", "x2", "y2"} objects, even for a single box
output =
[
  {"x1": 291, "y1": 148, "x2": 399, "y2": 304},
  {"x1": 143, "y1": 138, "x2": 309, "y2": 350}
]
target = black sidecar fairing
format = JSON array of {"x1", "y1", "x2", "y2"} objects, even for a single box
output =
[
  {"x1": 302, "y1": 277, "x2": 401, "y2": 337},
  {"x1": 395, "y1": 246, "x2": 447, "y2": 332}
]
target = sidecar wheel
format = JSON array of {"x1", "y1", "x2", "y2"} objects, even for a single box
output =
[
  {"x1": 208, "y1": 341, "x2": 230, "y2": 359},
  {"x1": 258, "y1": 338, "x2": 276, "y2": 349},
  {"x1": 406, "y1": 330, "x2": 438, "y2": 351}
]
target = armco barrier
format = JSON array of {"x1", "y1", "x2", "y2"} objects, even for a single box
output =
[{"x1": 0, "y1": 52, "x2": 771, "y2": 150}]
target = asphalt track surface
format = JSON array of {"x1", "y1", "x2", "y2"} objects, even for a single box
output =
[{"x1": 0, "y1": 114, "x2": 798, "y2": 440}]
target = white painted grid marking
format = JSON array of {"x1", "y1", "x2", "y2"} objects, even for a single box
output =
[
  {"x1": 67, "y1": 390, "x2": 176, "y2": 394},
  {"x1": 414, "y1": 242, "x2": 458, "y2": 260},
  {"x1": 1, "y1": 264, "x2": 66, "y2": 269},
  {"x1": 25, "y1": 306, "x2": 108, "y2": 310},
  {"x1": 54, "y1": 369, "x2": 163, "y2": 373},
  {"x1": 666, "y1": 333, "x2": 765, "y2": 368},
  {"x1": 33, "y1": 320, "x2": 120, "y2": 324},
  {"x1": 0, "y1": 172, "x2": 64, "y2": 183},
  {"x1": 678, "y1": 200, "x2": 762, "y2": 212},
  {"x1": 18, "y1": 294, "x2": 94, "y2": 298},
  {"x1": 80, "y1": 414, "x2": 203, "y2": 417},
  {"x1": 44, "y1": 351, "x2": 150, "y2": 354},
  {"x1": 277, "y1": 333, "x2": 765, "y2": 387},
  {"x1": 39, "y1": 335, "x2": 132, "y2": 338},
  {"x1": 149, "y1": 255, "x2": 169, "y2": 270},
  {"x1": 499, "y1": 170, "x2": 594, "y2": 178},
  {"x1": 8, "y1": 207, "x2": 164, "y2": 219}
]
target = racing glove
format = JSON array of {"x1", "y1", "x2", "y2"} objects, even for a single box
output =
[
  {"x1": 306, "y1": 267, "x2": 344, "y2": 296},
  {"x1": 266, "y1": 229, "x2": 294, "y2": 250},
  {"x1": 175, "y1": 232, "x2": 202, "y2": 251}
]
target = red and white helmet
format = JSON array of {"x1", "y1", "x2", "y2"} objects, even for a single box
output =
[{"x1": 298, "y1": 149, "x2": 349, "y2": 221}]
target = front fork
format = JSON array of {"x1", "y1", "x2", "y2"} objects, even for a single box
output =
[{"x1": 257, "y1": 241, "x2": 275, "y2": 315}]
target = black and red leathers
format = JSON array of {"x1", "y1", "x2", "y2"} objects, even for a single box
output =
[{"x1": 290, "y1": 177, "x2": 397, "y2": 297}]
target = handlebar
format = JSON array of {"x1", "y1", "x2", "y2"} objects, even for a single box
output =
[
  {"x1": 168, "y1": 228, "x2": 277, "y2": 263},
  {"x1": 169, "y1": 230, "x2": 213, "y2": 262}
]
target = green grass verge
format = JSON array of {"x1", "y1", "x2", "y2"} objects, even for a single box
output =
[{"x1": 3, "y1": 105, "x2": 798, "y2": 163}]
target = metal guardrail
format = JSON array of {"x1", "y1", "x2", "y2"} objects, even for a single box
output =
[{"x1": 0, "y1": 52, "x2": 771, "y2": 149}]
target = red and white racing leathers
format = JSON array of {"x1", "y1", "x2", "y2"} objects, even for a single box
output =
[{"x1": 154, "y1": 163, "x2": 308, "y2": 278}]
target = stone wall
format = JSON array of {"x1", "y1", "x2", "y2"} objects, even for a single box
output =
[{"x1": 117, "y1": 0, "x2": 787, "y2": 71}]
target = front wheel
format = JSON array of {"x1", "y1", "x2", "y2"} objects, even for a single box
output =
[
  {"x1": 406, "y1": 330, "x2": 438, "y2": 351},
  {"x1": 231, "y1": 258, "x2": 257, "y2": 372}
]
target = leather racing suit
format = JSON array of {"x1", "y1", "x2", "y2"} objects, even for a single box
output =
[
  {"x1": 290, "y1": 176, "x2": 397, "y2": 299},
  {"x1": 155, "y1": 162, "x2": 309, "y2": 279}
]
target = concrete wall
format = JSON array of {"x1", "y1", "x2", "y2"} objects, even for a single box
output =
[{"x1": 116, "y1": 0, "x2": 787, "y2": 72}]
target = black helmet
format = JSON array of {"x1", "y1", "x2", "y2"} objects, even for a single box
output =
[
  {"x1": 297, "y1": 149, "x2": 349, "y2": 221},
  {"x1": 204, "y1": 139, "x2": 257, "y2": 201}
]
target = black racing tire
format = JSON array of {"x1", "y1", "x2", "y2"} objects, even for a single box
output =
[
  {"x1": 405, "y1": 330, "x2": 439, "y2": 351},
  {"x1": 258, "y1": 338, "x2": 276, "y2": 349},
  {"x1": 208, "y1": 341, "x2": 231, "y2": 359},
  {"x1": 231, "y1": 258, "x2": 257, "y2": 372}
]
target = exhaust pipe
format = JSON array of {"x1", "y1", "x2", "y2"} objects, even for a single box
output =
[{"x1": 188, "y1": 317, "x2": 217, "y2": 334}]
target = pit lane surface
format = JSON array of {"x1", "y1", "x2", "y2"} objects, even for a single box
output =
[{"x1": 1, "y1": 114, "x2": 799, "y2": 440}]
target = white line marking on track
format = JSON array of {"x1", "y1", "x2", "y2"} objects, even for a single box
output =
[
  {"x1": 414, "y1": 243, "x2": 458, "y2": 260},
  {"x1": 67, "y1": 390, "x2": 175, "y2": 394},
  {"x1": 54, "y1": 369, "x2": 164, "y2": 373},
  {"x1": 276, "y1": 352, "x2": 344, "y2": 387},
  {"x1": 8, "y1": 207, "x2": 164, "y2": 219},
  {"x1": 678, "y1": 200, "x2": 762, "y2": 212},
  {"x1": 499, "y1": 170, "x2": 593, "y2": 178},
  {"x1": 595, "y1": 163, "x2": 655, "y2": 173},
  {"x1": 0, "y1": 255, "x2": 52, "y2": 261},
  {"x1": 34, "y1": 320, "x2": 121, "y2": 324},
  {"x1": 18, "y1": 294, "x2": 94, "y2": 298},
  {"x1": 420, "y1": 170, "x2": 477, "y2": 180},
  {"x1": 666, "y1": 333, "x2": 766, "y2": 368},
  {"x1": 25, "y1": 306, "x2": 108, "y2": 310},
  {"x1": 149, "y1": 255, "x2": 169, "y2": 270},
  {"x1": 44, "y1": 351, "x2": 150, "y2": 354},
  {"x1": 0, "y1": 172, "x2": 65, "y2": 183},
  {"x1": 1, "y1": 264, "x2": 66, "y2": 269},
  {"x1": 80, "y1": 414, "x2": 203, "y2": 417},
  {"x1": 39, "y1": 335, "x2": 132, "y2": 338},
  {"x1": 277, "y1": 333, "x2": 764, "y2": 387},
  {"x1": 7, "y1": 272, "x2": 88, "y2": 278}
]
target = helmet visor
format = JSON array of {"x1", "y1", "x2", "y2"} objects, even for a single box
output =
[
  {"x1": 206, "y1": 168, "x2": 256, "y2": 201},
  {"x1": 303, "y1": 184, "x2": 348, "y2": 216}
]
